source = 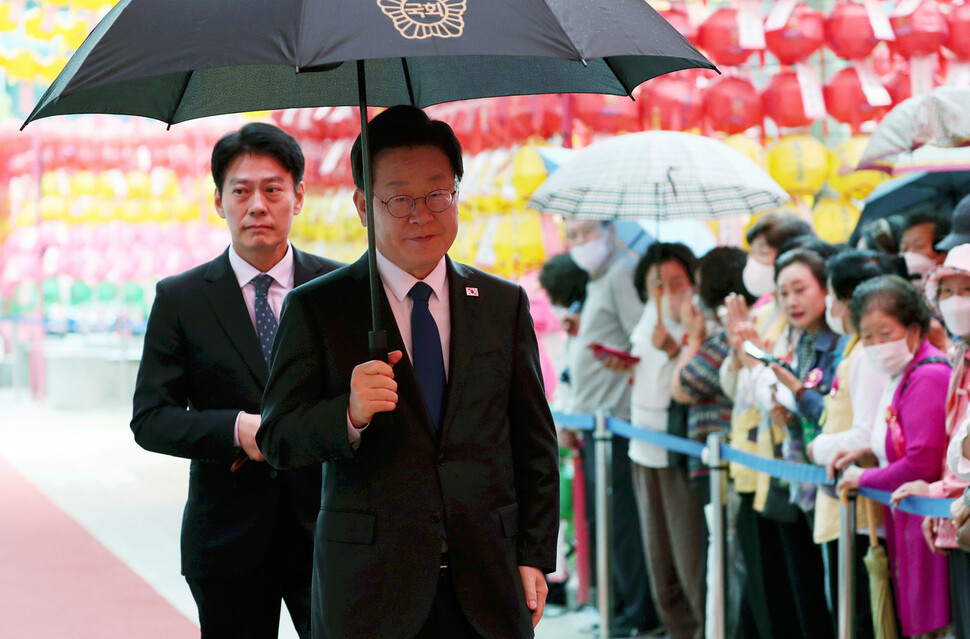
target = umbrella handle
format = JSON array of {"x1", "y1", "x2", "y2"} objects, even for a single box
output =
[
  {"x1": 865, "y1": 497, "x2": 880, "y2": 548},
  {"x1": 655, "y1": 285, "x2": 663, "y2": 325}
]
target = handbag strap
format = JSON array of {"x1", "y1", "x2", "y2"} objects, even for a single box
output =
[{"x1": 899, "y1": 356, "x2": 949, "y2": 396}]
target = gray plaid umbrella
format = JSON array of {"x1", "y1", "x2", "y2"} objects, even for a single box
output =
[{"x1": 527, "y1": 130, "x2": 789, "y2": 221}]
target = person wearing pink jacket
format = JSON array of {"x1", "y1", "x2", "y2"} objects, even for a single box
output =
[
  {"x1": 836, "y1": 275, "x2": 951, "y2": 638},
  {"x1": 895, "y1": 243, "x2": 970, "y2": 638}
]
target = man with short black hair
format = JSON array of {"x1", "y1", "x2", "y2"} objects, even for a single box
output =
[
  {"x1": 131, "y1": 122, "x2": 340, "y2": 638},
  {"x1": 258, "y1": 106, "x2": 560, "y2": 639}
]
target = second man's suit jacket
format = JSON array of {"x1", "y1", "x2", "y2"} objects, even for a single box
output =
[
  {"x1": 131, "y1": 246, "x2": 340, "y2": 578},
  {"x1": 257, "y1": 253, "x2": 560, "y2": 639}
]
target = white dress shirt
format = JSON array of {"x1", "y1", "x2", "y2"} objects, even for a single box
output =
[
  {"x1": 348, "y1": 251, "x2": 451, "y2": 446},
  {"x1": 227, "y1": 243, "x2": 295, "y2": 446}
]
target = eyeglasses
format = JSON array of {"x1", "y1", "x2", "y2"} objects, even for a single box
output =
[{"x1": 377, "y1": 189, "x2": 457, "y2": 218}]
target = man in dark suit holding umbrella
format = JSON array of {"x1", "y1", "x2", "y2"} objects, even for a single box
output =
[
  {"x1": 131, "y1": 123, "x2": 340, "y2": 638},
  {"x1": 257, "y1": 105, "x2": 560, "y2": 639}
]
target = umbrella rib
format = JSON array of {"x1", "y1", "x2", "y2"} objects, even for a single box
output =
[
  {"x1": 400, "y1": 58, "x2": 416, "y2": 106},
  {"x1": 168, "y1": 70, "x2": 194, "y2": 127},
  {"x1": 603, "y1": 57, "x2": 633, "y2": 98}
]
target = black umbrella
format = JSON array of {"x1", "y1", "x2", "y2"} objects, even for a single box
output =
[
  {"x1": 23, "y1": 0, "x2": 715, "y2": 350},
  {"x1": 849, "y1": 170, "x2": 970, "y2": 246}
]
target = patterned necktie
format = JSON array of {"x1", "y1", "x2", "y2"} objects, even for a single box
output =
[
  {"x1": 408, "y1": 282, "x2": 446, "y2": 432},
  {"x1": 251, "y1": 274, "x2": 278, "y2": 366}
]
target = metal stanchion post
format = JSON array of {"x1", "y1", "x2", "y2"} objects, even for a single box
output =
[
  {"x1": 594, "y1": 410, "x2": 613, "y2": 639},
  {"x1": 838, "y1": 491, "x2": 857, "y2": 639},
  {"x1": 707, "y1": 433, "x2": 727, "y2": 639}
]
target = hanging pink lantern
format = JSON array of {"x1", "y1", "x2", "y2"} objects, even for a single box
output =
[
  {"x1": 765, "y1": 3, "x2": 825, "y2": 65},
  {"x1": 641, "y1": 74, "x2": 703, "y2": 131},
  {"x1": 762, "y1": 70, "x2": 812, "y2": 129},
  {"x1": 824, "y1": 67, "x2": 889, "y2": 133},
  {"x1": 890, "y1": 0, "x2": 948, "y2": 58},
  {"x1": 702, "y1": 76, "x2": 762, "y2": 134},
  {"x1": 946, "y1": 2, "x2": 970, "y2": 59},
  {"x1": 825, "y1": 1, "x2": 879, "y2": 60},
  {"x1": 699, "y1": 8, "x2": 755, "y2": 67}
]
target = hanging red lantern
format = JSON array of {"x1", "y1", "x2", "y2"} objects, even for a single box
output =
[
  {"x1": 946, "y1": 2, "x2": 970, "y2": 59},
  {"x1": 506, "y1": 95, "x2": 564, "y2": 142},
  {"x1": 825, "y1": 1, "x2": 879, "y2": 60},
  {"x1": 641, "y1": 74, "x2": 703, "y2": 131},
  {"x1": 573, "y1": 94, "x2": 640, "y2": 134},
  {"x1": 765, "y1": 3, "x2": 825, "y2": 65},
  {"x1": 762, "y1": 70, "x2": 812, "y2": 129},
  {"x1": 890, "y1": 0, "x2": 948, "y2": 58},
  {"x1": 699, "y1": 8, "x2": 755, "y2": 67},
  {"x1": 702, "y1": 76, "x2": 762, "y2": 134},
  {"x1": 824, "y1": 67, "x2": 890, "y2": 133},
  {"x1": 885, "y1": 66, "x2": 913, "y2": 104},
  {"x1": 659, "y1": 8, "x2": 697, "y2": 42}
]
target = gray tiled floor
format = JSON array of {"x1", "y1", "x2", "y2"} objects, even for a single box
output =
[{"x1": 0, "y1": 391, "x2": 603, "y2": 638}]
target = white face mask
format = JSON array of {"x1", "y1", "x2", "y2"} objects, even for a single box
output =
[
  {"x1": 939, "y1": 295, "x2": 970, "y2": 337},
  {"x1": 903, "y1": 251, "x2": 937, "y2": 285},
  {"x1": 862, "y1": 336, "x2": 916, "y2": 376},
  {"x1": 825, "y1": 294, "x2": 847, "y2": 336},
  {"x1": 742, "y1": 257, "x2": 776, "y2": 297},
  {"x1": 569, "y1": 233, "x2": 613, "y2": 274}
]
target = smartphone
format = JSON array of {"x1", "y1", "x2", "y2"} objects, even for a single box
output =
[
  {"x1": 741, "y1": 340, "x2": 793, "y2": 373},
  {"x1": 589, "y1": 341, "x2": 641, "y2": 365},
  {"x1": 567, "y1": 300, "x2": 582, "y2": 315}
]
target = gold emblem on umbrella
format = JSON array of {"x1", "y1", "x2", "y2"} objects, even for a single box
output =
[{"x1": 377, "y1": 0, "x2": 466, "y2": 39}]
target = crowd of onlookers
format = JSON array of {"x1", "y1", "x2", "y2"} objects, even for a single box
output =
[{"x1": 540, "y1": 200, "x2": 970, "y2": 639}]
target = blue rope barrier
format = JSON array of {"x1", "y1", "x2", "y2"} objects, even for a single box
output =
[
  {"x1": 551, "y1": 411, "x2": 595, "y2": 431},
  {"x1": 607, "y1": 417, "x2": 706, "y2": 459},
  {"x1": 859, "y1": 488, "x2": 955, "y2": 519},
  {"x1": 718, "y1": 444, "x2": 834, "y2": 486},
  {"x1": 588, "y1": 412, "x2": 960, "y2": 519}
]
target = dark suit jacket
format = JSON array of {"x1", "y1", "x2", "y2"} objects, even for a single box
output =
[
  {"x1": 130, "y1": 247, "x2": 340, "y2": 579},
  {"x1": 257, "y1": 254, "x2": 560, "y2": 639}
]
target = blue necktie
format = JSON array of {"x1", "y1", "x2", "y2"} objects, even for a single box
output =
[
  {"x1": 408, "y1": 282, "x2": 446, "y2": 432},
  {"x1": 251, "y1": 274, "x2": 278, "y2": 366}
]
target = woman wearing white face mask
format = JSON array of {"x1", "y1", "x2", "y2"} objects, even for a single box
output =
[
  {"x1": 803, "y1": 250, "x2": 904, "y2": 639},
  {"x1": 835, "y1": 275, "x2": 952, "y2": 638},
  {"x1": 741, "y1": 213, "x2": 814, "y2": 299},
  {"x1": 894, "y1": 244, "x2": 970, "y2": 639}
]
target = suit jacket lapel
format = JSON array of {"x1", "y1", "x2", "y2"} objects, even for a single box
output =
[
  {"x1": 441, "y1": 257, "x2": 474, "y2": 437},
  {"x1": 292, "y1": 246, "x2": 325, "y2": 286},
  {"x1": 203, "y1": 250, "x2": 267, "y2": 386}
]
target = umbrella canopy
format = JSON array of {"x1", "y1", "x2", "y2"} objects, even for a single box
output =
[
  {"x1": 22, "y1": 0, "x2": 715, "y2": 346},
  {"x1": 527, "y1": 131, "x2": 789, "y2": 221},
  {"x1": 536, "y1": 145, "x2": 718, "y2": 255},
  {"x1": 24, "y1": 0, "x2": 714, "y2": 126},
  {"x1": 849, "y1": 170, "x2": 970, "y2": 245},
  {"x1": 858, "y1": 87, "x2": 970, "y2": 174},
  {"x1": 863, "y1": 499, "x2": 899, "y2": 639}
]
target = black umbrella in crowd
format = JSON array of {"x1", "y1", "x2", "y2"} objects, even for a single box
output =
[{"x1": 23, "y1": 0, "x2": 716, "y2": 349}]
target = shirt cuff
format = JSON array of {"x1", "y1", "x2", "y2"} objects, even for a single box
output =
[
  {"x1": 233, "y1": 411, "x2": 243, "y2": 448},
  {"x1": 347, "y1": 409, "x2": 368, "y2": 450}
]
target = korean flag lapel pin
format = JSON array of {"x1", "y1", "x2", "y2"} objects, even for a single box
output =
[{"x1": 465, "y1": 287, "x2": 479, "y2": 297}]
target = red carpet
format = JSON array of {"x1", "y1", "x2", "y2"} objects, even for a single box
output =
[{"x1": 0, "y1": 458, "x2": 198, "y2": 638}]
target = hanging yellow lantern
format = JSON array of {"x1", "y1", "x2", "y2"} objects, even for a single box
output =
[
  {"x1": 813, "y1": 197, "x2": 861, "y2": 244},
  {"x1": 58, "y1": 16, "x2": 91, "y2": 50},
  {"x1": 827, "y1": 135, "x2": 888, "y2": 201},
  {"x1": 767, "y1": 134, "x2": 831, "y2": 199},
  {"x1": 722, "y1": 134, "x2": 766, "y2": 169},
  {"x1": 510, "y1": 144, "x2": 550, "y2": 201},
  {"x1": 3, "y1": 49, "x2": 41, "y2": 82}
]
